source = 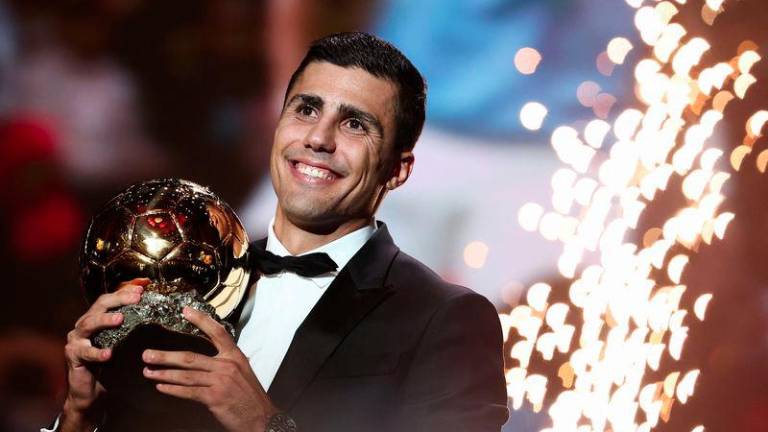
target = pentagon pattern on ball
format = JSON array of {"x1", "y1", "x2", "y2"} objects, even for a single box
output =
[
  {"x1": 79, "y1": 178, "x2": 251, "y2": 318},
  {"x1": 104, "y1": 250, "x2": 159, "y2": 294},
  {"x1": 175, "y1": 193, "x2": 225, "y2": 246},
  {"x1": 83, "y1": 206, "x2": 134, "y2": 264},
  {"x1": 132, "y1": 212, "x2": 182, "y2": 260},
  {"x1": 161, "y1": 242, "x2": 220, "y2": 298},
  {"x1": 116, "y1": 179, "x2": 188, "y2": 214}
]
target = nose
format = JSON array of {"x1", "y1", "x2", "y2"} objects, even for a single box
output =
[{"x1": 304, "y1": 119, "x2": 336, "y2": 153}]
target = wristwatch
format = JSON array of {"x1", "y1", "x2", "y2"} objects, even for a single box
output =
[{"x1": 265, "y1": 412, "x2": 298, "y2": 432}]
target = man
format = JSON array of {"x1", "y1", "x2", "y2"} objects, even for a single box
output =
[
  {"x1": 53, "y1": 32, "x2": 509, "y2": 432},
  {"x1": 242, "y1": 0, "x2": 635, "y2": 311}
]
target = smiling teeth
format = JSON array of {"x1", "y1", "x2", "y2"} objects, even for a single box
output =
[{"x1": 296, "y1": 162, "x2": 335, "y2": 180}]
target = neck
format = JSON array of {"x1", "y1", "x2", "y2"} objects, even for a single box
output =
[{"x1": 273, "y1": 210, "x2": 372, "y2": 255}]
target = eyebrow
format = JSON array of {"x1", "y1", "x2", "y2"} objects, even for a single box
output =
[
  {"x1": 286, "y1": 93, "x2": 323, "y2": 109},
  {"x1": 286, "y1": 93, "x2": 384, "y2": 138}
]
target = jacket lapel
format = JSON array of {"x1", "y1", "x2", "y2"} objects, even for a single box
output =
[{"x1": 267, "y1": 223, "x2": 399, "y2": 410}]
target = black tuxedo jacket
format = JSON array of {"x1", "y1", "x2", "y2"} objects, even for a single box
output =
[{"x1": 243, "y1": 223, "x2": 509, "y2": 432}]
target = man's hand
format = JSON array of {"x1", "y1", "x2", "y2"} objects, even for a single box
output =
[
  {"x1": 61, "y1": 278, "x2": 149, "y2": 432},
  {"x1": 142, "y1": 306, "x2": 279, "y2": 432}
]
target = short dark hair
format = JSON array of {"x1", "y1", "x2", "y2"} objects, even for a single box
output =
[{"x1": 284, "y1": 32, "x2": 427, "y2": 154}]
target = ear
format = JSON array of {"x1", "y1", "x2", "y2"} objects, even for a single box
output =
[{"x1": 385, "y1": 151, "x2": 414, "y2": 190}]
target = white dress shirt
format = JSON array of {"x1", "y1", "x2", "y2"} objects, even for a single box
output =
[{"x1": 236, "y1": 219, "x2": 376, "y2": 390}]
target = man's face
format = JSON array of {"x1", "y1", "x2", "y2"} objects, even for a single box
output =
[{"x1": 270, "y1": 61, "x2": 410, "y2": 232}]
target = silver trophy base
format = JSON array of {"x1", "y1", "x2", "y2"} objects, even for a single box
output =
[
  {"x1": 92, "y1": 290, "x2": 234, "y2": 349},
  {"x1": 87, "y1": 291, "x2": 234, "y2": 429}
]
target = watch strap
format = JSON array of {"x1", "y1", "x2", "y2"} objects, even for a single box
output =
[{"x1": 265, "y1": 412, "x2": 297, "y2": 432}]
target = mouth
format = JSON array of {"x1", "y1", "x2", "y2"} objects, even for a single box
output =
[{"x1": 288, "y1": 159, "x2": 342, "y2": 184}]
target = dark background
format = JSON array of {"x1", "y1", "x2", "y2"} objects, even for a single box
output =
[{"x1": 0, "y1": 0, "x2": 766, "y2": 431}]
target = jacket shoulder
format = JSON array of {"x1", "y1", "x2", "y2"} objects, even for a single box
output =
[
  {"x1": 387, "y1": 250, "x2": 490, "y2": 307},
  {"x1": 384, "y1": 253, "x2": 509, "y2": 430}
]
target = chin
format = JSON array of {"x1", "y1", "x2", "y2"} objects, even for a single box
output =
[{"x1": 281, "y1": 199, "x2": 332, "y2": 223}]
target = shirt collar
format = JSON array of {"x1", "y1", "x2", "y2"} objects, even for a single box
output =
[{"x1": 265, "y1": 218, "x2": 377, "y2": 287}]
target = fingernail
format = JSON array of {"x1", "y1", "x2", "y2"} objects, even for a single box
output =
[
  {"x1": 113, "y1": 313, "x2": 123, "y2": 323},
  {"x1": 182, "y1": 306, "x2": 190, "y2": 317},
  {"x1": 143, "y1": 367, "x2": 153, "y2": 376},
  {"x1": 133, "y1": 286, "x2": 144, "y2": 293},
  {"x1": 101, "y1": 349, "x2": 111, "y2": 360},
  {"x1": 143, "y1": 350, "x2": 154, "y2": 362}
]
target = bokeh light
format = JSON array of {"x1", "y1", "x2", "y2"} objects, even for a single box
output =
[{"x1": 515, "y1": 47, "x2": 543, "y2": 75}]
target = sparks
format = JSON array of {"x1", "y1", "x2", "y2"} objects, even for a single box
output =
[{"x1": 504, "y1": 1, "x2": 765, "y2": 430}]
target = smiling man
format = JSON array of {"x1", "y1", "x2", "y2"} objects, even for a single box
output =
[
  {"x1": 55, "y1": 32, "x2": 509, "y2": 432},
  {"x1": 270, "y1": 59, "x2": 404, "y2": 241}
]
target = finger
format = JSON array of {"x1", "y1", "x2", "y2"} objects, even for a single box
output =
[
  {"x1": 143, "y1": 367, "x2": 213, "y2": 386},
  {"x1": 72, "y1": 312, "x2": 124, "y2": 339},
  {"x1": 143, "y1": 349, "x2": 217, "y2": 371},
  {"x1": 155, "y1": 383, "x2": 206, "y2": 403},
  {"x1": 66, "y1": 343, "x2": 112, "y2": 365},
  {"x1": 182, "y1": 307, "x2": 235, "y2": 352},
  {"x1": 90, "y1": 287, "x2": 144, "y2": 313}
]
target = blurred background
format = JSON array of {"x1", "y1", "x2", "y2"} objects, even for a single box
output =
[{"x1": 0, "y1": 0, "x2": 766, "y2": 430}]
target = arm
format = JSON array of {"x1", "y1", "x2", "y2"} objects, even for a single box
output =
[{"x1": 395, "y1": 292, "x2": 510, "y2": 431}]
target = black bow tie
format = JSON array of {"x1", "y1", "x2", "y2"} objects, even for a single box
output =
[{"x1": 248, "y1": 242, "x2": 338, "y2": 277}]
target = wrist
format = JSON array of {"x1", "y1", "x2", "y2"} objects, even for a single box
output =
[
  {"x1": 60, "y1": 398, "x2": 98, "y2": 432},
  {"x1": 253, "y1": 407, "x2": 279, "y2": 432}
]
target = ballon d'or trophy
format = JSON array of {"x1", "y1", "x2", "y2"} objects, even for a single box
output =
[{"x1": 79, "y1": 178, "x2": 250, "y2": 430}]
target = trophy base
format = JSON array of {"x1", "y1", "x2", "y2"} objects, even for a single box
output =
[
  {"x1": 92, "y1": 290, "x2": 234, "y2": 349},
  {"x1": 87, "y1": 291, "x2": 235, "y2": 430},
  {"x1": 92, "y1": 324, "x2": 225, "y2": 431}
]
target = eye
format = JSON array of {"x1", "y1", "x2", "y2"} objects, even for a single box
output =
[
  {"x1": 345, "y1": 118, "x2": 367, "y2": 132},
  {"x1": 296, "y1": 104, "x2": 317, "y2": 118}
]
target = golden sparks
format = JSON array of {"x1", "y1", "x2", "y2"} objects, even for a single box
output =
[
  {"x1": 519, "y1": 202, "x2": 546, "y2": 232},
  {"x1": 607, "y1": 37, "x2": 634, "y2": 64},
  {"x1": 501, "y1": 0, "x2": 767, "y2": 430},
  {"x1": 520, "y1": 102, "x2": 549, "y2": 131},
  {"x1": 747, "y1": 110, "x2": 768, "y2": 137}
]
